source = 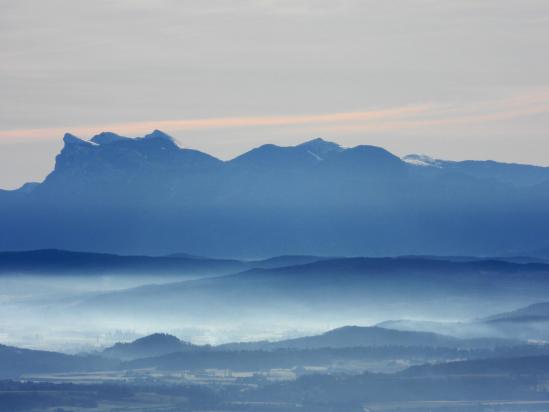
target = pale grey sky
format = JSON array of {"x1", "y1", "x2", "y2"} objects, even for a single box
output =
[{"x1": 1, "y1": 0, "x2": 549, "y2": 188}]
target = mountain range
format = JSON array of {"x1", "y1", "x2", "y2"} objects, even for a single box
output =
[{"x1": 2, "y1": 130, "x2": 549, "y2": 257}]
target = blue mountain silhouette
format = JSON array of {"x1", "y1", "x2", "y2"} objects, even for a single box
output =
[{"x1": 2, "y1": 130, "x2": 549, "y2": 257}]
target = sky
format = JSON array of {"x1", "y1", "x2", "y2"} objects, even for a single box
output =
[{"x1": 1, "y1": 0, "x2": 549, "y2": 189}]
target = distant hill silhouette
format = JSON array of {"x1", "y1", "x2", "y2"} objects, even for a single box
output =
[
  {"x1": 0, "y1": 249, "x2": 248, "y2": 276},
  {"x1": 218, "y1": 326, "x2": 515, "y2": 351},
  {"x1": 2, "y1": 131, "x2": 549, "y2": 257},
  {"x1": 0, "y1": 249, "x2": 342, "y2": 276},
  {"x1": 483, "y1": 301, "x2": 549, "y2": 324},
  {"x1": 379, "y1": 301, "x2": 549, "y2": 342},
  {"x1": 102, "y1": 333, "x2": 199, "y2": 360},
  {"x1": 247, "y1": 255, "x2": 335, "y2": 269}
]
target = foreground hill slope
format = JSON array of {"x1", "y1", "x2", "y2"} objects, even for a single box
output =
[
  {"x1": 403, "y1": 354, "x2": 549, "y2": 377},
  {"x1": 0, "y1": 344, "x2": 115, "y2": 379}
]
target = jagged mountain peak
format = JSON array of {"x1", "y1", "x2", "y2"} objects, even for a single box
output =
[
  {"x1": 62, "y1": 133, "x2": 91, "y2": 147},
  {"x1": 144, "y1": 129, "x2": 178, "y2": 144},
  {"x1": 90, "y1": 131, "x2": 130, "y2": 145},
  {"x1": 298, "y1": 137, "x2": 343, "y2": 159},
  {"x1": 298, "y1": 137, "x2": 336, "y2": 147},
  {"x1": 64, "y1": 129, "x2": 178, "y2": 148},
  {"x1": 46, "y1": 130, "x2": 221, "y2": 189}
]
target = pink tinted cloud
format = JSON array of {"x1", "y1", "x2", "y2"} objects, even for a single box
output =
[
  {"x1": 1, "y1": 88, "x2": 548, "y2": 141},
  {"x1": 0, "y1": 104, "x2": 430, "y2": 141}
]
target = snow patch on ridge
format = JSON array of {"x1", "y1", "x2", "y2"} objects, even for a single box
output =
[{"x1": 403, "y1": 154, "x2": 442, "y2": 168}]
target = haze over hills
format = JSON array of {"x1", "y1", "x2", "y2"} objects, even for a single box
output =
[
  {"x1": 2, "y1": 321, "x2": 549, "y2": 410},
  {"x1": 4, "y1": 248, "x2": 546, "y2": 276},
  {"x1": 483, "y1": 301, "x2": 549, "y2": 324},
  {"x1": 0, "y1": 326, "x2": 529, "y2": 379},
  {"x1": 3, "y1": 251, "x2": 549, "y2": 348},
  {"x1": 2, "y1": 131, "x2": 549, "y2": 258},
  {"x1": 69, "y1": 257, "x2": 549, "y2": 328},
  {"x1": 217, "y1": 326, "x2": 516, "y2": 351},
  {"x1": 98, "y1": 327, "x2": 512, "y2": 364},
  {"x1": 379, "y1": 301, "x2": 549, "y2": 341},
  {"x1": 0, "y1": 249, "x2": 337, "y2": 277}
]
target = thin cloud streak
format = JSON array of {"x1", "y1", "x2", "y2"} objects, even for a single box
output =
[
  {"x1": 0, "y1": 104, "x2": 431, "y2": 140},
  {"x1": 0, "y1": 89, "x2": 548, "y2": 142},
  {"x1": 320, "y1": 104, "x2": 549, "y2": 134}
]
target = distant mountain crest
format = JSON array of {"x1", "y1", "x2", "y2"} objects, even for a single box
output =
[
  {"x1": 483, "y1": 301, "x2": 549, "y2": 323},
  {"x1": 90, "y1": 131, "x2": 130, "y2": 145},
  {"x1": 64, "y1": 129, "x2": 178, "y2": 148},
  {"x1": 297, "y1": 137, "x2": 343, "y2": 159},
  {"x1": 218, "y1": 325, "x2": 515, "y2": 351},
  {"x1": 3, "y1": 130, "x2": 549, "y2": 257},
  {"x1": 143, "y1": 129, "x2": 178, "y2": 144},
  {"x1": 62, "y1": 132, "x2": 90, "y2": 146},
  {"x1": 403, "y1": 154, "x2": 442, "y2": 167}
]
